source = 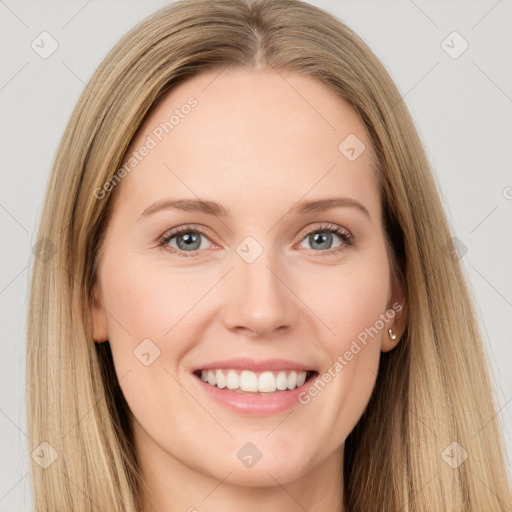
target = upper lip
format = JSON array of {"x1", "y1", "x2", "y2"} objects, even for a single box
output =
[{"x1": 192, "y1": 357, "x2": 316, "y2": 373}]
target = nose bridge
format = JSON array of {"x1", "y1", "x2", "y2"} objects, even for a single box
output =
[{"x1": 221, "y1": 237, "x2": 297, "y2": 336}]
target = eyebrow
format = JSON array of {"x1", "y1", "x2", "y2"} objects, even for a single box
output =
[{"x1": 137, "y1": 196, "x2": 371, "y2": 221}]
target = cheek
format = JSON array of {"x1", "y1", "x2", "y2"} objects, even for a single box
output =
[
  {"x1": 98, "y1": 258, "x2": 209, "y2": 420},
  {"x1": 102, "y1": 253, "x2": 211, "y2": 332},
  {"x1": 98, "y1": 255, "x2": 213, "y2": 374},
  {"x1": 296, "y1": 265, "x2": 388, "y2": 440},
  {"x1": 296, "y1": 253, "x2": 389, "y2": 411},
  {"x1": 305, "y1": 258, "x2": 390, "y2": 356}
]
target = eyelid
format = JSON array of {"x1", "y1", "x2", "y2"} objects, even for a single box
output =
[
  {"x1": 294, "y1": 222, "x2": 351, "y2": 243},
  {"x1": 158, "y1": 223, "x2": 218, "y2": 248},
  {"x1": 293, "y1": 222, "x2": 354, "y2": 256}
]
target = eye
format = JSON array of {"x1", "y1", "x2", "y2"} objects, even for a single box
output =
[
  {"x1": 296, "y1": 223, "x2": 354, "y2": 255},
  {"x1": 159, "y1": 225, "x2": 215, "y2": 257},
  {"x1": 158, "y1": 222, "x2": 354, "y2": 258}
]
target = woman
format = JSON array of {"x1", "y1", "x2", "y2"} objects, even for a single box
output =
[{"x1": 26, "y1": 0, "x2": 512, "y2": 510}]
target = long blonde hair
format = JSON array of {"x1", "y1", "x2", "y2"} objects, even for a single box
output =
[{"x1": 26, "y1": 0, "x2": 511, "y2": 510}]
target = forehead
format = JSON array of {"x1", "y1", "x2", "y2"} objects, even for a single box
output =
[{"x1": 114, "y1": 68, "x2": 379, "y2": 219}]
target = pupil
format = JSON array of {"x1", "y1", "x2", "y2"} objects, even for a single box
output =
[
  {"x1": 311, "y1": 232, "x2": 331, "y2": 250},
  {"x1": 178, "y1": 232, "x2": 200, "y2": 250}
]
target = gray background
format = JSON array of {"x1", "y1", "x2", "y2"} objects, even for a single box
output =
[{"x1": 1, "y1": 0, "x2": 511, "y2": 509}]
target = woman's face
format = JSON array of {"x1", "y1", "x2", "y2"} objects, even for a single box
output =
[{"x1": 92, "y1": 69, "x2": 406, "y2": 490}]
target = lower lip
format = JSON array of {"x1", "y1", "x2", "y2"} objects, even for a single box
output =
[{"x1": 192, "y1": 373, "x2": 317, "y2": 415}]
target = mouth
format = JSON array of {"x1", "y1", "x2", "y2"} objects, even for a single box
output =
[
  {"x1": 191, "y1": 358, "x2": 320, "y2": 415},
  {"x1": 192, "y1": 368, "x2": 319, "y2": 394}
]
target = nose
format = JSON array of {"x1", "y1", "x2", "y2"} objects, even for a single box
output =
[{"x1": 221, "y1": 250, "x2": 298, "y2": 338}]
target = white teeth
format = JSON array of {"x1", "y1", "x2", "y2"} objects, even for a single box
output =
[
  {"x1": 296, "y1": 371, "x2": 307, "y2": 387},
  {"x1": 240, "y1": 370, "x2": 259, "y2": 392},
  {"x1": 199, "y1": 369, "x2": 309, "y2": 393},
  {"x1": 276, "y1": 371, "x2": 288, "y2": 390},
  {"x1": 258, "y1": 371, "x2": 276, "y2": 393},
  {"x1": 287, "y1": 371, "x2": 297, "y2": 390},
  {"x1": 215, "y1": 369, "x2": 226, "y2": 389},
  {"x1": 225, "y1": 370, "x2": 239, "y2": 390}
]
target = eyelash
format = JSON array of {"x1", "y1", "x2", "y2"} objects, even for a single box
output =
[{"x1": 158, "y1": 223, "x2": 354, "y2": 258}]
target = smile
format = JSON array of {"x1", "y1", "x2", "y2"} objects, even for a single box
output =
[
  {"x1": 191, "y1": 357, "x2": 319, "y2": 414},
  {"x1": 195, "y1": 369, "x2": 316, "y2": 393}
]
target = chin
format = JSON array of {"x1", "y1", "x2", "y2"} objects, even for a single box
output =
[{"x1": 219, "y1": 462, "x2": 308, "y2": 488}]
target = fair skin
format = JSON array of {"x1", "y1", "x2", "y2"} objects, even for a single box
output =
[{"x1": 92, "y1": 68, "x2": 407, "y2": 512}]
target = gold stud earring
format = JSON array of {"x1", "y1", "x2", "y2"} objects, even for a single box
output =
[{"x1": 388, "y1": 329, "x2": 397, "y2": 340}]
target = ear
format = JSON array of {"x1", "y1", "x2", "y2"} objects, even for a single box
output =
[
  {"x1": 381, "y1": 264, "x2": 408, "y2": 353},
  {"x1": 91, "y1": 279, "x2": 109, "y2": 343}
]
